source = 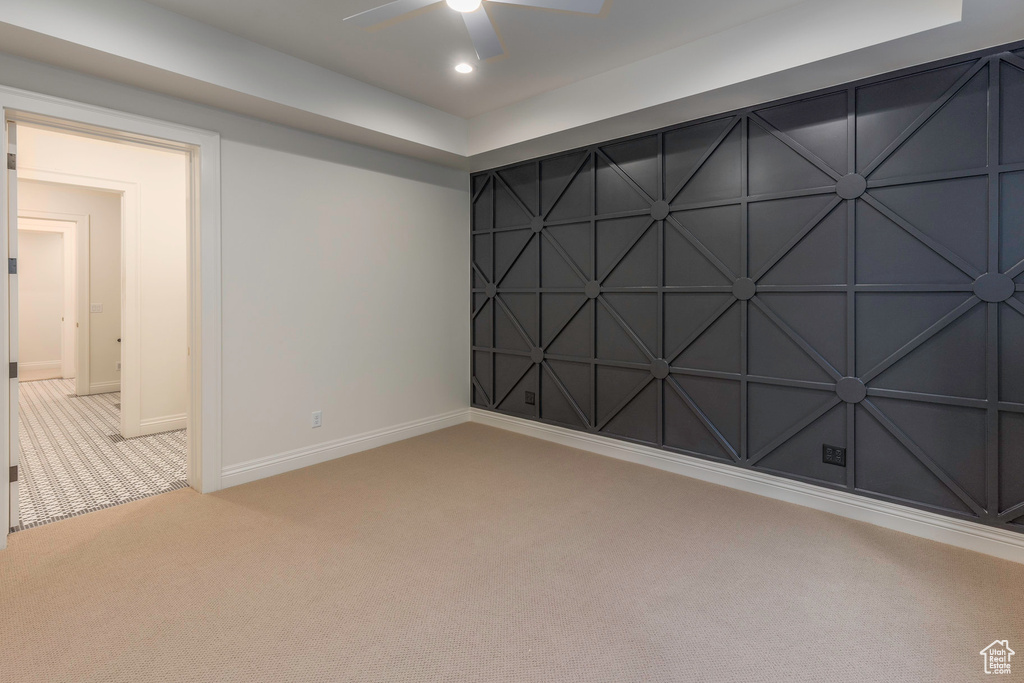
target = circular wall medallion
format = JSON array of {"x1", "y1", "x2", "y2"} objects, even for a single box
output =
[
  {"x1": 650, "y1": 200, "x2": 671, "y2": 221},
  {"x1": 650, "y1": 359, "x2": 670, "y2": 379},
  {"x1": 835, "y1": 173, "x2": 867, "y2": 200},
  {"x1": 531, "y1": 216, "x2": 544, "y2": 233},
  {"x1": 732, "y1": 278, "x2": 756, "y2": 301},
  {"x1": 484, "y1": 283, "x2": 497, "y2": 298},
  {"x1": 530, "y1": 347, "x2": 544, "y2": 364},
  {"x1": 584, "y1": 280, "x2": 601, "y2": 299},
  {"x1": 973, "y1": 272, "x2": 1015, "y2": 303},
  {"x1": 836, "y1": 377, "x2": 867, "y2": 404}
]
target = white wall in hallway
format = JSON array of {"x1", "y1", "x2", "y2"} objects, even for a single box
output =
[
  {"x1": 17, "y1": 229, "x2": 64, "y2": 378},
  {"x1": 18, "y1": 127, "x2": 189, "y2": 425},
  {"x1": 18, "y1": 182, "x2": 121, "y2": 392}
]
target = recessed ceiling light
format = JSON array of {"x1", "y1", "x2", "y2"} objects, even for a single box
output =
[
  {"x1": 347, "y1": 0, "x2": 605, "y2": 61},
  {"x1": 446, "y1": 0, "x2": 483, "y2": 12},
  {"x1": 455, "y1": 63, "x2": 474, "y2": 74}
]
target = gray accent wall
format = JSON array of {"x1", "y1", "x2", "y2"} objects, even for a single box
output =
[{"x1": 470, "y1": 44, "x2": 1024, "y2": 533}]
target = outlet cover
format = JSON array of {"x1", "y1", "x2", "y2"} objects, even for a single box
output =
[
  {"x1": 822, "y1": 444, "x2": 846, "y2": 467},
  {"x1": 90, "y1": 303, "x2": 103, "y2": 313},
  {"x1": 312, "y1": 410, "x2": 322, "y2": 428},
  {"x1": 524, "y1": 391, "x2": 536, "y2": 406}
]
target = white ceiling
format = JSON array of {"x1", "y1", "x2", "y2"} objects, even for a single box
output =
[
  {"x1": 139, "y1": 0, "x2": 805, "y2": 118},
  {"x1": 3, "y1": 0, "x2": 1024, "y2": 169}
]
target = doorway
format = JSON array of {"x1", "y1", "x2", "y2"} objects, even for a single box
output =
[
  {"x1": 11, "y1": 127, "x2": 191, "y2": 531},
  {"x1": 16, "y1": 219, "x2": 74, "y2": 382},
  {"x1": 0, "y1": 91, "x2": 223, "y2": 546}
]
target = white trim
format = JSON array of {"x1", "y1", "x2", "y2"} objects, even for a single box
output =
[
  {"x1": 470, "y1": 409, "x2": 1024, "y2": 565},
  {"x1": 18, "y1": 360, "x2": 62, "y2": 382},
  {"x1": 139, "y1": 413, "x2": 186, "y2": 435},
  {"x1": 0, "y1": 85, "x2": 223, "y2": 506},
  {"x1": 221, "y1": 409, "x2": 472, "y2": 489},
  {"x1": 19, "y1": 360, "x2": 60, "y2": 370},
  {"x1": 88, "y1": 380, "x2": 119, "y2": 394}
]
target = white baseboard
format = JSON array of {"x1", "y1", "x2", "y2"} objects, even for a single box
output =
[
  {"x1": 470, "y1": 409, "x2": 1024, "y2": 565},
  {"x1": 89, "y1": 381, "x2": 120, "y2": 394},
  {"x1": 139, "y1": 413, "x2": 187, "y2": 435},
  {"x1": 18, "y1": 360, "x2": 61, "y2": 382},
  {"x1": 20, "y1": 360, "x2": 60, "y2": 370},
  {"x1": 221, "y1": 408, "x2": 472, "y2": 489}
]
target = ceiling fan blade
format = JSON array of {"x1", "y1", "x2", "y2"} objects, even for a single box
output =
[
  {"x1": 344, "y1": 0, "x2": 439, "y2": 28},
  {"x1": 486, "y1": 0, "x2": 606, "y2": 14},
  {"x1": 462, "y1": 7, "x2": 504, "y2": 60}
]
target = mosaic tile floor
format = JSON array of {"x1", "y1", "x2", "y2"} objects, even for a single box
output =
[{"x1": 13, "y1": 378, "x2": 187, "y2": 531}]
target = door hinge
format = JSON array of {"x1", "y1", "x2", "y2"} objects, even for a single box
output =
[
  {"x1": 9, "y1": 361, "x2": 16, "y2": 379},
  {"x1": 9, "y1": 465, "x2": 17, "y2": 483},
  {"x1": 7, "y1": 258, "x2": 15, "y2": 274},
  {"x1": 6, "y1": 153, "x2": 14, "y2": 170}
]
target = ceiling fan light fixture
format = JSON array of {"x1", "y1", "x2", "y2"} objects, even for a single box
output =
[{"x1": 446, "y1": 0, "x2": 483, "y2": 13}]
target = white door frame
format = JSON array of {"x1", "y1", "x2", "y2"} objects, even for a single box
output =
[
  {"x1": 17, "y1": 217, "x2": 79, "y2": 381},
  {"x1": 19, "y1": 210, "x2": 89, "y2": 393},
  {"x1": 0, "y1": 87, "x2": 223, "y2": 548}
]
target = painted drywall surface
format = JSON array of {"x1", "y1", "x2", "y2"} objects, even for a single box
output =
[
  {"x1": 18, "y1": 127, "x2": 189, "y2": 422},
  {"x1": 471, "y1": 45, "x2": 1024, "y2": 533},
  {"x1": 0, "y1": 52, "x2": 470, "y2": 474},
  {"x1": 17, "y1": 229, "x2": 64, "y2": 370},
  {"x1": 18, "y1": 182, "x2": 121, "y2": 391},
  {"x1": 220, "y1": 141, "x2": 469, "y2": 465}
]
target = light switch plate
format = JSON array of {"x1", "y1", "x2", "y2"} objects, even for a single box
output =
[{"x1": 90, "y1": 303, "x2": 103, "y2": 313}]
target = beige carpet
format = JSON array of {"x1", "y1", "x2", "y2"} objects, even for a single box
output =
[{"x1": 0, "y1": 423, "x2": 1021, "y2": 682}]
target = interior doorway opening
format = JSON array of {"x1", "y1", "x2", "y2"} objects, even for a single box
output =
[
  {"x1": 8, "y1": 121, "x2": 193, "y2": 532},
  {"x1": 0, "y1": 87, "x2": 222, "y2": 549},
  {"x1": 16, "y1": 218, "x2": 75, "y2": 383}
]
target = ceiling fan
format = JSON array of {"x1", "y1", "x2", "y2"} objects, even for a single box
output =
[{"x1": 344, "y1": 0, "x2": 606, "y2": 61}]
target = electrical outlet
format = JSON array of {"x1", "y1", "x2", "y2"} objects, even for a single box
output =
[
  {"x1": 524, "y1": 391, "x2": 536, "y2": 406},
  {"x1": 116, "y1": 361, "x2": 121, "y2": 372},
  {"x1": 312, "y1": 410, "x2": 322, "y2": 428},
  {"x1": 822, "y1": 444, "x2": 846, "y2": 467},
  {"x1": 90, "y1": 303, "x2": 103, "y2": 313}
]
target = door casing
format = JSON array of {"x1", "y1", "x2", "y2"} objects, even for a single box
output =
[{"x1": 0, "y1": 88, "x2": 223, "y2": 547}]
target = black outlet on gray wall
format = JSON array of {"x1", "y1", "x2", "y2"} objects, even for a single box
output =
[
  {"x1": 823, "y1": 445, "x2": 846, "y2": 467},
  {"x1": 471, "y1": 41, "x2": 1024, "y2": 534}
]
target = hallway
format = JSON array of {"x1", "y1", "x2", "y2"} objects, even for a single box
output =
[{"x1": 14, "y1": 379, "x2": 187, "y2": 531}]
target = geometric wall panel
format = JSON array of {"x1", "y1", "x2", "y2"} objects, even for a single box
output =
[{"x1": 471, "y1": 44, "x2": 1024, "y2": 532}]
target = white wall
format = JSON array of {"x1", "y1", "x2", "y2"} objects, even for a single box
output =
[
  {"x1": 18, "y1": 127, "x2": 189, "y2": 427},
  {"x1": 17, "y1": 229, "x2": 63, "y2": 378},
  {"x1": 221, "y1": 142, "x2": 469, "y2": 465},
  {"x1": 0, "y1": 52, "x2": 470, "y2": 478},
  {"x1": 18, "y1": 181, "x2": 121, "y2": 391}
]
